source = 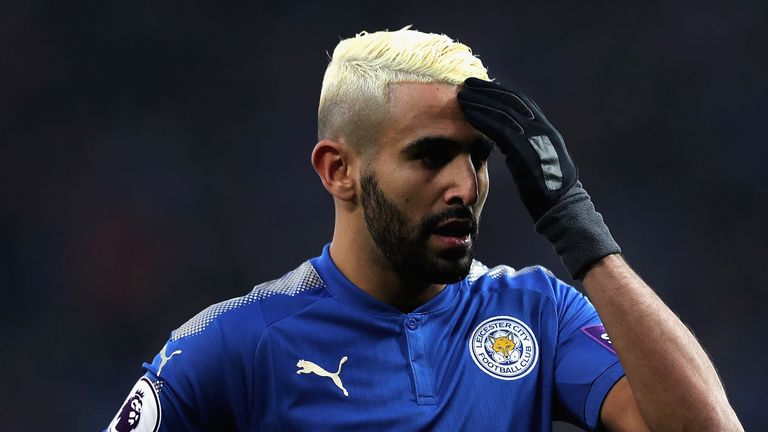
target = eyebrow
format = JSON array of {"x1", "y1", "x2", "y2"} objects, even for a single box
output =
[{"x1": 401, "y1": 135, "x2": 495, "y2": 156}]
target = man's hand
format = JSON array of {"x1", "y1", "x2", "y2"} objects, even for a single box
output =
[
  {"x1": 458, "y1": 77, "x2": 577, "y2": 221},
  {"x1": 460, "y1": 78, "x2": 744, "y2": 431},
  {"x1": 458, "y1": 78, "x2": 620, "y2": 279}
]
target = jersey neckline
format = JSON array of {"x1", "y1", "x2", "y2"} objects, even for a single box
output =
[{"x1": 310, "y1": 243, "x2": 463, "y2": 316}]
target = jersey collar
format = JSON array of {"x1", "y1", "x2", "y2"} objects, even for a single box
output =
[{"x1": 310, "y1": 244, "x2": 462, "y2": 316}]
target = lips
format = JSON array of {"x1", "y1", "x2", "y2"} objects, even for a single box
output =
[{"x1": 433, "y1": 219, "x2": 472, "y2": 237}]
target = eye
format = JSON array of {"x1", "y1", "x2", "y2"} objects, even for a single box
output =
[
  {"x1": 471, "y1": 145, "x2": 494, "y2": 168},
  {"x1": 418, "y1": 149, "x2": 453, "y2": 168}
]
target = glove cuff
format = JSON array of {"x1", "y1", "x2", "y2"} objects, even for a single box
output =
[{"x1": 534, "y1": 182, "x2": 621, "y2": 279}]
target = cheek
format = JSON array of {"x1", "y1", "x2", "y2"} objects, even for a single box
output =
[
  {"x1": 386, "y1": 169, "x2": 429, "y2": 209},
  {"x1": 398, "y1": 190, "x2": 426, "y2": 216}
]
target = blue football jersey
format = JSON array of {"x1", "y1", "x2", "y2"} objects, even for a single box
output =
[{"x1": 106, "y1": 245, "x2": 624, "y2": 431}]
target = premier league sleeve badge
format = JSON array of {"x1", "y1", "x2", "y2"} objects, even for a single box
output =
[{"x1": 107, "y1": 377, "x2": 161, "y2": 432}]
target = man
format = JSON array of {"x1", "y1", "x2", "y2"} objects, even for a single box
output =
[{"x1": 106, "y1": 28, "x2": 742, "y2": 431}]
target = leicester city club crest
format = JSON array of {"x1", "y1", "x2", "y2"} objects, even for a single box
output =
[{"x1": 469, "y1": 316, "x2": 539, "y2": 380}]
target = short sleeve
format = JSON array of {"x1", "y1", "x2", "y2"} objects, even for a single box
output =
[
  {"x1": 104, "y1": 320, "x2": 233, "y2": 432},
  {"x1": 551, "y1": 277, "x2": 625, "y2": 431}
]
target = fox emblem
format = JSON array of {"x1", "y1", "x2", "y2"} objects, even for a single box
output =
[
  {"x1": 470, "y1": 316, "x2": 539, "y2": 380},
  {"x1": 296, "y1": 356, "x2": 349, "y2": 397},
  {"x1": 491, "y1": 333, "x2": 517, "y2": 359},
  {"x1": 487, "y1": 331, "x2": 522, "y2": 363}
]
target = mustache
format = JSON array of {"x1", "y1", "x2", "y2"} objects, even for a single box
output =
[{"x1": 420, "y1": 206, "x2": 478, "y2": 236}]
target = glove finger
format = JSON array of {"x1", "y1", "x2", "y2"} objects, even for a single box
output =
[
  {"x1": 459, "y1": 99, "x2": 525, "y2": 135},
  {"x1": 460, "y1": 100, "x2": 524, "y2": 154},
  {"x1": 463, "y1": 78, "x2": 535, "y2": 119},
  {"x1": 509, "y1": 90, "x2": 549, "y2": 122},
  {"x1": 458, "y1": 89, "x2": 530, "y2": 127},
  {"x1": 464, "y1": 77, "x2": 508, "y2": 90}
]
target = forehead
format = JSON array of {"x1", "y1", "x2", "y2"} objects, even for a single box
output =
[{"x1": 379, "y1": 82, "x2": 480, "y2": 149}]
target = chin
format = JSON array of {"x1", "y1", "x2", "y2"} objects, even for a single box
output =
[{"x1": 428, "y1": 254, "x2": 474, "y2": 284}]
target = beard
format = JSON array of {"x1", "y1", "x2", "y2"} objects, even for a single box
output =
[{"x1": 360, "y1": 171, "x2": 479, "y2": 284}]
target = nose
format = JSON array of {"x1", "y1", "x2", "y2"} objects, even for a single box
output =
[{"x1": 443, "y1": 155, "x2": 479, "y2": 206}]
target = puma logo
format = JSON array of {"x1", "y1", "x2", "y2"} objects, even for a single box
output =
[
  {"x1": 296, "y1": 356, "x2": 349, "y2": 397},
  {"x1": 157, "y1": 344, "x2": 182, "y2": 377}
]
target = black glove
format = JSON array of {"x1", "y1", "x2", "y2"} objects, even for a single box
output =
[{"x1": 458, "y1": 77, "x2": 620, "y2": 279}]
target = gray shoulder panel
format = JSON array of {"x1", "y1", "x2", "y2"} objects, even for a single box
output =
[
  {"x1": 468, "y1": 262, "x2": 557, "y2": 282},
  {"x1": 466, "y1": 260, "x2": 521, "y2": 285},
  {"x1": 486, "y1": 265, "x2": 518, "y2": 279},
  {"x1": 171, "y1": 261, "x2": 324, "y2": 341},
  {"x1": 466, "y1": 259, "x2": 490, "y2": 285}
]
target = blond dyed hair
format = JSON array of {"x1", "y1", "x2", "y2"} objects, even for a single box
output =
[{"x1": 318, "y1": 27, "x2": 490, "y2": 155}]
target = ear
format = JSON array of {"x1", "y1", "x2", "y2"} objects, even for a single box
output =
[{"x1": 311, "y1": 139, "x2": 357, "y2": 202}]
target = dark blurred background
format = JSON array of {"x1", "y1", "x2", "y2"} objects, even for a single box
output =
[{"x1": 2, "y1": 1, "x2": 766, "y2": 430}]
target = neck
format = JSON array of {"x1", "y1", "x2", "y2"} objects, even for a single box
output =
[{"x1": 329, "y1": 212, "x2": 445, "y2": 313}]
